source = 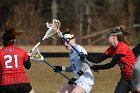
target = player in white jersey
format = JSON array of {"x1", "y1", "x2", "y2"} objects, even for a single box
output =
[{"x1": 53, "y1": 31, "x2": 94, "y2": 93}]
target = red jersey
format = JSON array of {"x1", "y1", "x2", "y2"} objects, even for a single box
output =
[
  {"x1": 0, "y1": 45, "x2": 29, "y2": 85},
  {"x1": 105, "y1": 42, "x2": 136, "y2": 80}
]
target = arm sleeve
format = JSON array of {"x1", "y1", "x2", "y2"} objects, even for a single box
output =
[
  {"x1": 94, "y1": 54, "x2": 124, "y2": 70},
  {"x1": 86, "y1": 53, "x2": 109, "y2": 63},
  {"x1": 24, "y1": 56, "x2": 31, "y2": 69}
]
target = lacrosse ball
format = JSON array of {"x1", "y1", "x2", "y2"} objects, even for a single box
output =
[{"x1": 35, "y1": 54, "x2": 40, "y2": 59}]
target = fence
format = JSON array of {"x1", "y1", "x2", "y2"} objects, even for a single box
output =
[{"x1": 41, "y1": 52, "x2": 103, "y2": 58}]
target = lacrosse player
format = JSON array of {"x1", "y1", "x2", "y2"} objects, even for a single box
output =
[
  {"x1": 53, "y1": 31, "x2": 94, "y2": 93},
  {"x1": 82, "y1": 26, "x2": 136, "y2": 93},
  {"x1": 0, "y1": 28, "x2": 35, "y2": 93}
]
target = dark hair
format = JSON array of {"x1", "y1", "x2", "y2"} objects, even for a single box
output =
[
  {"x1": 63, "y1": 28, "x2": 75, "y2": 37},
  {"x1": 2, "y1": 28, "x2": 23, "y2": 46},
  {"x1": 106, "y1": 26, "x2": 130, "y2": 44}
]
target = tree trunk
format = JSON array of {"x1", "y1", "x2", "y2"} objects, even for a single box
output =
[
  {"x1": 51, "y1": 0, "x2": 57, "y2": 45},
  {"x1": 84, "y1": 0, "x2": 91, "y2": 44}
]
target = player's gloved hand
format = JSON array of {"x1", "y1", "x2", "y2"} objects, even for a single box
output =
[
  {"x1": 68, "y1": 78, "x2": 77, "y2": 85},
  {"x1": 53, "y1": 66, "x2": 62, "y2": 73},
  {"x1": 79, "y1": 52, "x2": 87, "y2": 61},
  {"x1": 90, "y1": 65, "x2": 100, "y2": 72}
]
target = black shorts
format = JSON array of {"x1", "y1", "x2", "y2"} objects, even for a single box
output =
[{"x1": 0, "y1": 83, "x2": 32, "y2": 93}]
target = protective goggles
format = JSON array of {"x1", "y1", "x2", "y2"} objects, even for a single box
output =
[
  {"x1": 105, "y1": 31, "x2": 123, "y2": 38},
  {"x1": 64, "y1": 34, "x2": 75, "y2": 41}
]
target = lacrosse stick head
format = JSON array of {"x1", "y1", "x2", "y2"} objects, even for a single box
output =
[
  {"x1": 43, "y1": 19, "x2": 61, "y2": 40},
  {"x1": 30, "y1": 48, "x2": 44, "y2": 61}
]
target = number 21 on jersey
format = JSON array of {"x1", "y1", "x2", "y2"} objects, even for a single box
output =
[{"x1": 4, "y1": 55, "x2": 18, "y2": 68}]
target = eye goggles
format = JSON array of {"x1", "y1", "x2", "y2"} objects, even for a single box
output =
[
  {"x1": 64, "y1": 34, "x2": 75, "y2": 41},
  {"x1": 65, "y1": 37, "x2": 75, "y2": 42},
  {"x1": 105, "y1": 31, "x2": 123, "y2": 38}
]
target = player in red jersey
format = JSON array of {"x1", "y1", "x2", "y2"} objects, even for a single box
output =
[
  {"x1": 0, "y1": 28, "x2": 35, "y2": 93},
  {"x1": 81, "y1": 26, "x2": 137, "y2": 93}
]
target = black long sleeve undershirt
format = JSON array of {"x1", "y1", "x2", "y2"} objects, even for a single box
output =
[
  {"x1": 86, "y1": 53, "x2": 110, "y2": 63},
  {"x1": 24, "y1": 56, "x2": 31, "y2": 69},
  {"x1": 92, "y1": 54, "x2": 124, "y2": 70}
]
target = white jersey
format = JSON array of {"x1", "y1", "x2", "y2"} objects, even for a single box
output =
[
  {"x1": 69, "y1": 45, "x2": 93, "y2": 79},
  {"x1": 69, "y1": 45, "x2": 94, "y2": 93}
]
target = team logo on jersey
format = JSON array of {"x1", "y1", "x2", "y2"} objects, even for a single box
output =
[{"x1": 6, "y1": 48, "x2": 14, "y2": 52}]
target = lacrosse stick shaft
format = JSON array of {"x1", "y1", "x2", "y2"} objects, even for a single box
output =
[
  {"x1": 31, "y1": 28, "x2": 54, "y2": 52},
  {"x1": 43, "y1": 60, "x2": 71, "y2": 81},
  {"x1": 31, "y1": 42, "x2": 41, "y2": 52},
  {"x1": 63, "y1": 37, "x2": 80, "y2": 54}
]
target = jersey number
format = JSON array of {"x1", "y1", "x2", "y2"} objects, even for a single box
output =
[{"x1": 4, "y1": 55, "x2": 18, "y2": 68}]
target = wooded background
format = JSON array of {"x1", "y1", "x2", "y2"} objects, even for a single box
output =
[{"x1": 0, "y1": 0, "x2": 140, "y2": 45}]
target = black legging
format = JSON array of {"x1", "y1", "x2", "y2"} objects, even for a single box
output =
[{"x1": 115, "y1": 78, "x2": 134, "y2": 93}]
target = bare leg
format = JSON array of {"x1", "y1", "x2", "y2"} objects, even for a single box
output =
[
  {"x1": 136, "y1": 87, "x2": 140, "y2": 93},
  {"x1": 29, "y1": 89, "x2": 35, "y2": 93},
  {"x1": 71, "y1": 85, "x2": 85, "y2": 93},
  {"x1": 57, "y1": 84, "x2": 75, "y2": 93}
]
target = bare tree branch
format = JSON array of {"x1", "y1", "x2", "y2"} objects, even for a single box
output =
[{"x1": 82, "y1": 28, "x2": 114, "y2": 39}]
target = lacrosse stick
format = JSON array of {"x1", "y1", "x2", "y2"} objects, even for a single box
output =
[
  {"x1": 31, "y1": 19, "x2": 61, "y2": 52},
  {"x1": 30, "y1": 48, "x2": 74, "y2": 83},
  {"x1": 44, "y1": 19, "x2": 92, "y2": 67}
]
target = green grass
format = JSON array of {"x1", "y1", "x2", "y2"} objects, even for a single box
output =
[{"x1": 26, "y1": 58, "x2": 120, "y2": 93}]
